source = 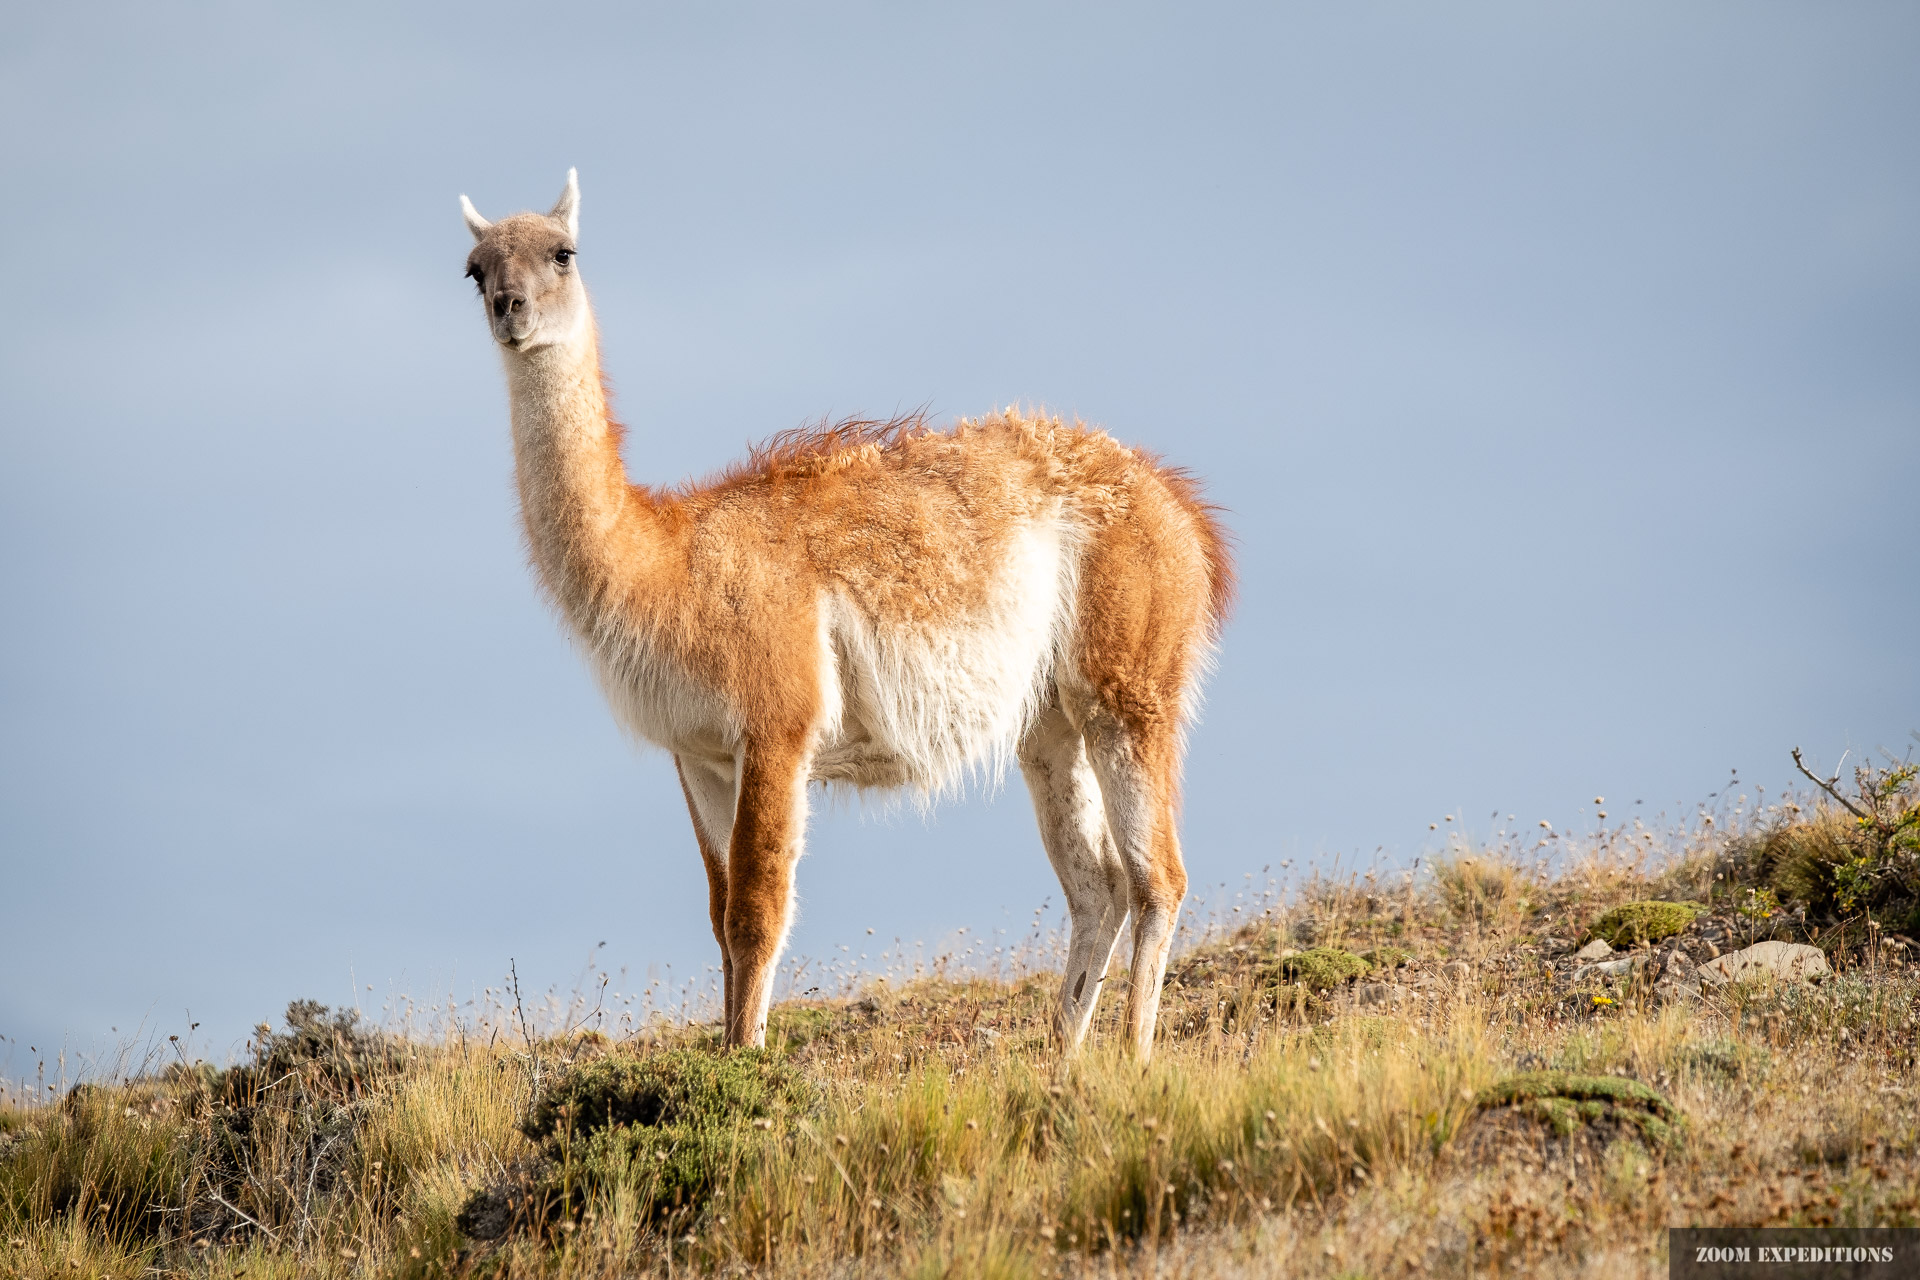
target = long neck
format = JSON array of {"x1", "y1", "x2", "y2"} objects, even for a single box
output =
[{"x1": 503, "y1": 323, "x2": 672, "y2": 628}]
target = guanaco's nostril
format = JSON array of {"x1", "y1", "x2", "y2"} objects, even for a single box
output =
[{"x1": 491, "y1": 291, "x2": 526, "y2": 318}]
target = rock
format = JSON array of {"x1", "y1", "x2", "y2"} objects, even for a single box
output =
[
  {"x1": 1573, "y1": 955, "x2": 1646, "y2": 985},
  {"x1": 1573, "y1": 939, "x2": 1614, "y2": 963},
  {"x1": 1542, "y1": 937, "x2": 1574, "y2": 956},
  {"x1": 1651, "y1": 953, "x2": 1702, "y2": 1004},
  {"x1": 1699, "y1": 940, "x2": 1830, "y2": 986},
  {"x1": 1351, "y1": 983, "x2": 1411, "y2": 1008},
  {"x1": 1652, "y1": 978, "x2": 1701, "y2": 1005},
  {"x1": 1656, "y1": 948, "x2": 1697, "y2": 983}
]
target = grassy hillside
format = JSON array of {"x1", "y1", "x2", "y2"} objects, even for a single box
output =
[{"x1": 4, "y1": 775, "x2": 1917, "y2": 1278}]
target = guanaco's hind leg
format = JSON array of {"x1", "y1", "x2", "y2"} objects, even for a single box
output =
[
  {"x1": 1019, "y1": 702, "x2": 1131, "y2": 1055},
  {"x1": 676, "y1": 756, "x2": 739, "y2": 1034},
  {"x1": 1083, "y1": 713, "x2": 1189, "y2": 1060},
  {"x1": 723, "y1": 736, "x2": 811, "y2": 1047}
]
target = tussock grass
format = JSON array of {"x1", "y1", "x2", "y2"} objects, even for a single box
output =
[{"x1": 1432, "y1": 852, "x2": 1532, "y2": 931}]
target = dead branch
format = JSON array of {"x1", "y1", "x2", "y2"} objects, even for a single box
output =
[{"x1": 1791, "y1": 747, "x2": 1872, "y2": 822}]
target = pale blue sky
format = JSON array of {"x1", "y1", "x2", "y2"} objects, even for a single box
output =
[{"x1": 2, "y1": 3, "x2": 1915, "y2": 1080}]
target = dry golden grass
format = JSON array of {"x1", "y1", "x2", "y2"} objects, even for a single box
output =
[{"x1": 5, "y1": 810, "x2": 1919, "y2": 1279}]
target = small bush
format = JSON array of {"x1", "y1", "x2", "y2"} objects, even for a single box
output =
[
  {"x1": 232, "y1": 999, "x2": 403, "y2": 1099},
  {"x1": 1741, "y1": 813, "x2": 1859, "y2": 919},
  {"x1": 507, "y1": 1049, "x2": 811, "y2": 1227},
  {"x1": 1584, "y1": 901, "x2": 1702, "y2": 947},
  {"x1": 1765, "y1": 754, "x2": 1920, "y2": 916}
]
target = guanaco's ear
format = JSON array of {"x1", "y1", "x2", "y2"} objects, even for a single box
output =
[
  {"x1": 550, "y1": 168, "x2": 579, "y2": 240},
  {"x1": 460, "y1": 194, "x2": 491, "y2": 241}
]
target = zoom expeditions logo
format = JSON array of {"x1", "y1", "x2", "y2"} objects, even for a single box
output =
[
  {"x1": 1694, "y1": 1247, "x2": 1894, "y2": 1264},
  {"x1": 1671, "y1": 1230, "x2": 1919, "y2": 1278}
]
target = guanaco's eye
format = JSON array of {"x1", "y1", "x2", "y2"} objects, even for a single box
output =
[
  {"x1": 465, "y1": 263, "x2": 483, "y2": 290},
  {"x1": 555, "y1": 248, "x2": 575, "y2": 267}
]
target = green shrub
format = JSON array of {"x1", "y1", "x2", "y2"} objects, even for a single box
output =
[
  {"x1": 1743, "y1": 814, "x2": 1860, "y2": 918},
  {"x1": 521, "y1": 1049, "x2": 812, "y2": 1222},
  {"x1": 1585, "y1": 901, "x2": 1702, "y2": 947},
  {"x1": 220, "y1": 999, "x2": 404, "y2": 1104},
  {"x1": 1768, "y1": 754, "x2": 1920, "y2": 916}
]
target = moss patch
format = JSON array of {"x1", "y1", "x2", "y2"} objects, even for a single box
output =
[
  {"x1": 1471, "y1": 1071, "x2": 1682, "y2": 1151},
  {"x1": 1584, "y1": 901, "x2": 1703, "y2": 948},
  {"x1": 1268, "y1": 947, "x2": 1371, "y2": 992}
]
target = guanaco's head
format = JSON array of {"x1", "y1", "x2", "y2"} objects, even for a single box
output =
[{"x1": 460, "y1": 170, "x2": 586, "y2": 353}]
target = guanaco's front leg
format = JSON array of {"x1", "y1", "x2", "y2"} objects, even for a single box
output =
[
  {"x1": 676, "y1": 756, "x2": 739, "y2": 1037},
  {"x1": 722, "y1": 734, "x2": 811, "y2": 1047}
]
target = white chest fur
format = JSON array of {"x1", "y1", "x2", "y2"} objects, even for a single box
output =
[
  {"x1": 576, "y1": 512, "x2": 1080, "y2": 796},
  {"x1": 813, "y1": 514, "x2": 1080, "y2": 795}
]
